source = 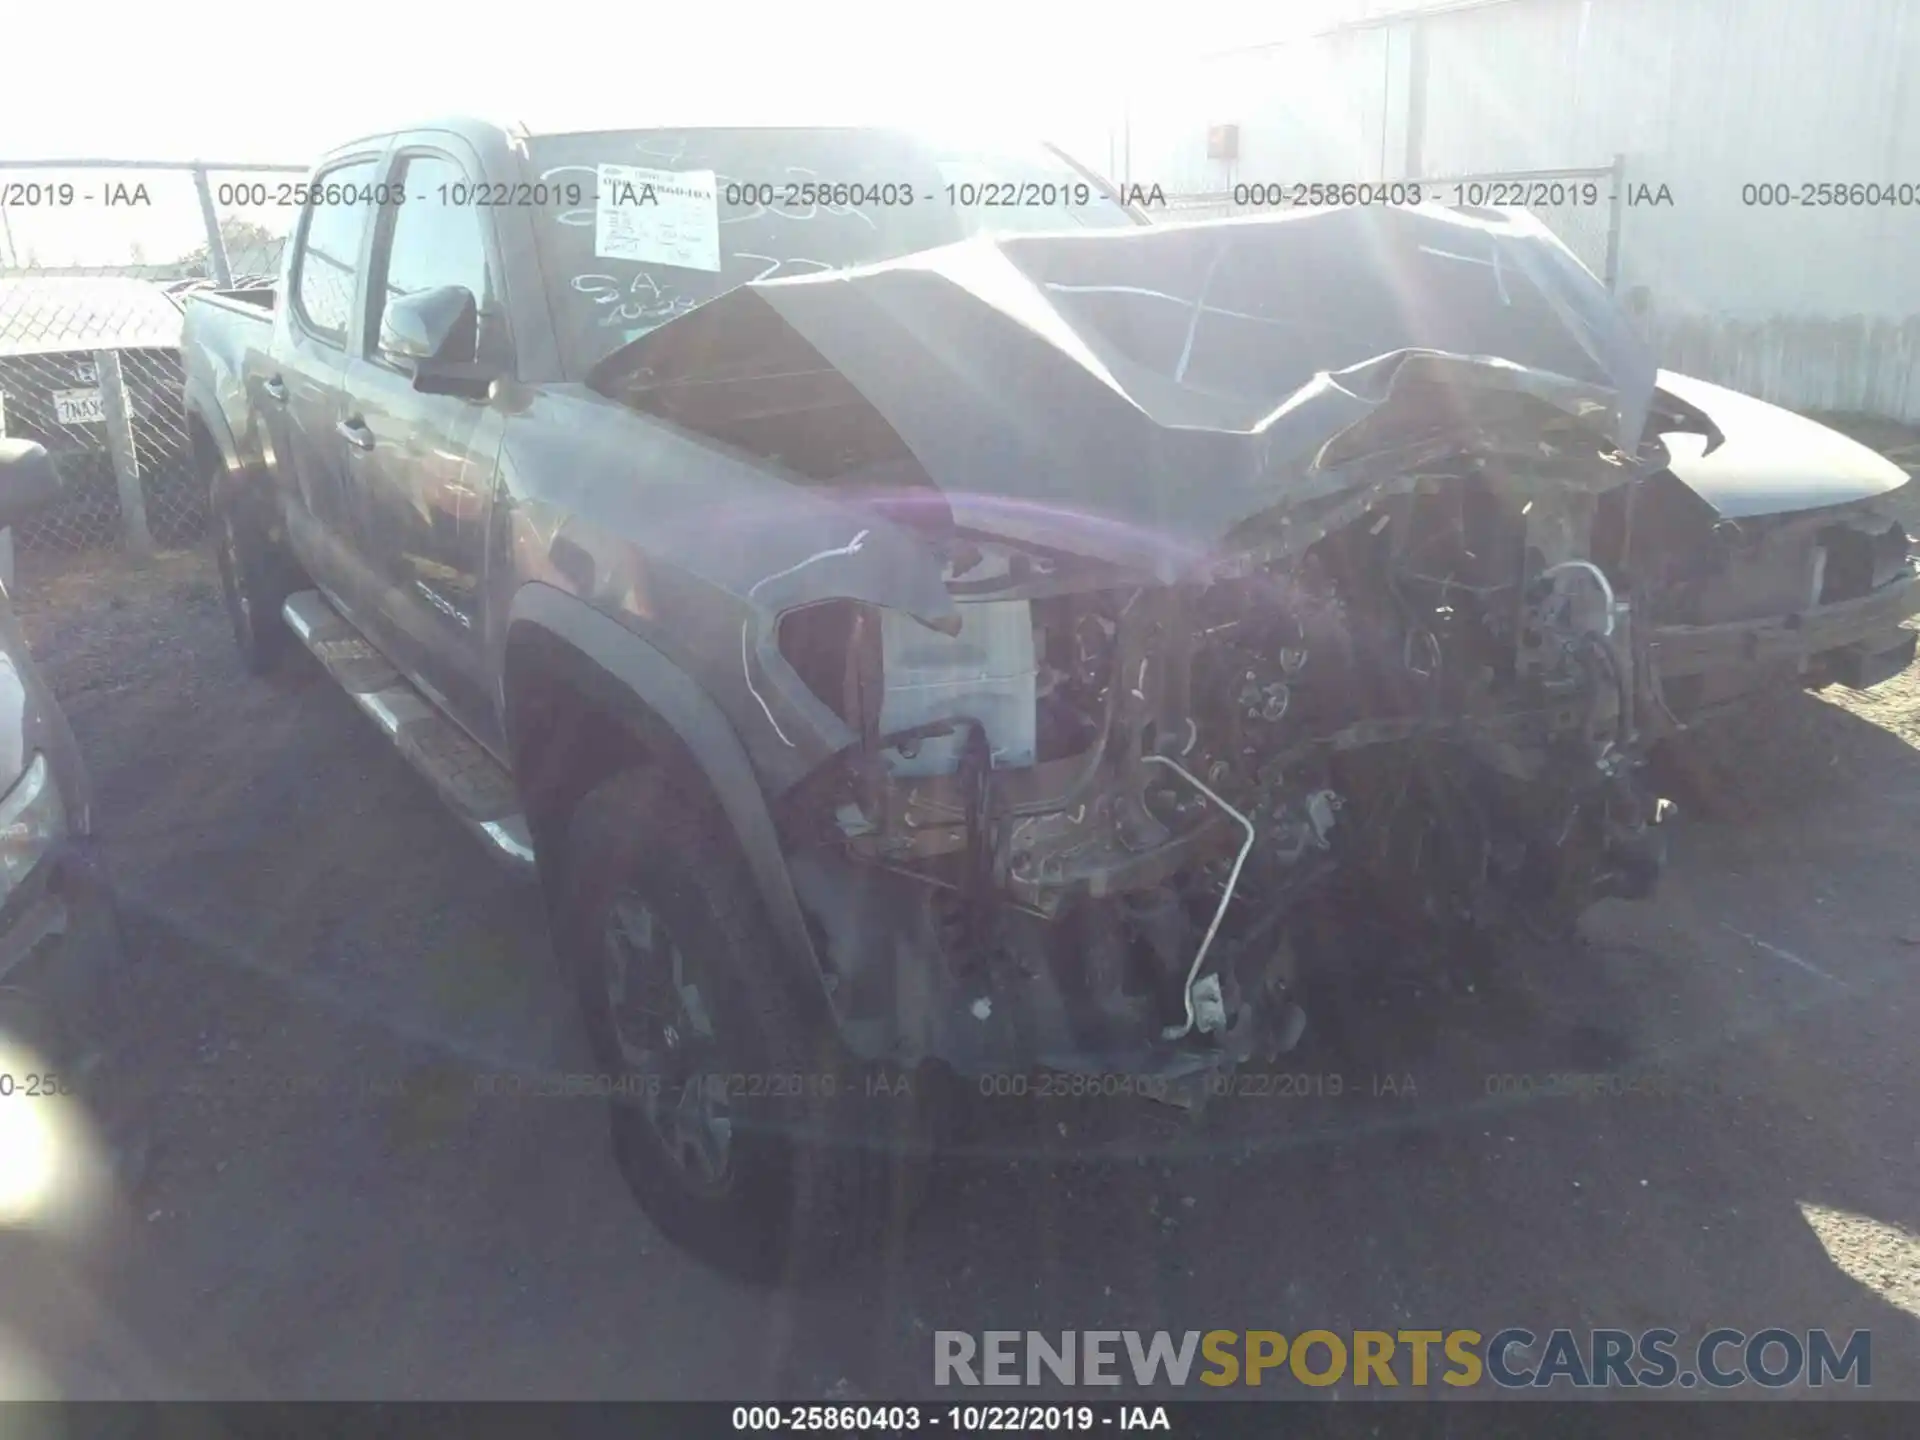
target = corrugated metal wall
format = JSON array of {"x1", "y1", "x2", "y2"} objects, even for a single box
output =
[
  {"x1": 1123, "y1": 28, "x2": 1405, "y2": 194},
  {"x1": 1128, "y1": 0, "x2": 1920, "y2": 420}
]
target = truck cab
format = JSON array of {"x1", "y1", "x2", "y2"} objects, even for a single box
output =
[{"x1": 191, "y1": 126, "x2": 534, "y2": 751}]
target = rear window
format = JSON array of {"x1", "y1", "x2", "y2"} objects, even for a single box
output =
[{"x1": 521, "y1": 128, "x2": 1133, "y2": 377}]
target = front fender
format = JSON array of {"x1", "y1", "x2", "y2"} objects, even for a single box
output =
[{"x1": 504, "y1": 583, "x2": 829, "y2": 1005}]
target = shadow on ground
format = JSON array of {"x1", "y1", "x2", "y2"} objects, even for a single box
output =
[{"x1": 3, "y1": 554, "x2": 1916, "y2": 1398}]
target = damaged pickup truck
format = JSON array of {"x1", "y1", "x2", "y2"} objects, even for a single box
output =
[{"x1": 179, "y1": 119, "x2": 1920, "y2": 1280}]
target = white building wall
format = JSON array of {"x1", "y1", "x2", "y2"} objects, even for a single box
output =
[
  {"x1": 1121, "y1": 28, "x2": 1400, "y2": 195},
  {"x1": 1121, "y1": 0, "x2": 1920, "y2": 420}
]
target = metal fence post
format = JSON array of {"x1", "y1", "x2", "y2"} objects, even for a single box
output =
[
  {"x1": 192, "y1": 163, "x2": 233, "y2": 288},
  {"x1": 1403, "y1": 18, "x2": 1429, "y2": 179},
  {"x1": 97, "y1": 350, "x2": 154, "y2": 555},
  {"x1": 1602, "y1": 152, "x2": 1626, "y2": 292}
]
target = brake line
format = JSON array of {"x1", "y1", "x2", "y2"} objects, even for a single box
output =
[
  {"x1": 1142, "y1": 754, "x2": 1257, "y2": 1041},
  {"x1": 1540, "y1": 560, "x2": 1617, "y2": 636}
]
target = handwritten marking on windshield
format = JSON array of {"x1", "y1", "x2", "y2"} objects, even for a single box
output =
[
  {"x1": 571, "y1": 272, "x2": 701, "y2": 328},
  {"x1": 540, "y1": 165, "x2": 601, "y2": 228},
  {"x1": 731, "y1": 253, "x2": 839, "y2": 284},
  {"x1": 718, "y1": 166, "x2": 880, "y2": 231}
]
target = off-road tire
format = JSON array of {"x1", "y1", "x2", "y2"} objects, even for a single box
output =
[
  {"x1": 212, "y1": 487, "x2": 299, "y2": 676},
  {"x1": 555, "y1": 766, "x2": 927, "y2": 1284}
]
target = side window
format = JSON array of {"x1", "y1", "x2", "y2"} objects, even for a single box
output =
[
  {"x1": 292, "y1": 159, "x2": 381, "y2": 345},
  {"x1": 375, "y1": 155, "x2": 498, "y2": 361}
]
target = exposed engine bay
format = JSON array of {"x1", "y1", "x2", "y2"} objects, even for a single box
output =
[
  {"x1": 587, "y1": 204, "x2": 1918, "y2": 1095},
  {"x1": 773, "y1": 419, "x2": 1674, "y2": 1087}
]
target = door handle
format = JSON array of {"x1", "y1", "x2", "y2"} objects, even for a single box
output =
[
  {"x1": 336, "y1": 417, "x2": 375, "y2": 451},
  {"x1": 261, "y1": 376, "x2": 288, "y2": 403}
]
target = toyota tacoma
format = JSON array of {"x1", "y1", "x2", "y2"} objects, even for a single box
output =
[{"x1": 178, "y1": 118, "x2": 1920, "y2": 1280}]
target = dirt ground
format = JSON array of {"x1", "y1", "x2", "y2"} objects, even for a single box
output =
[{"x1": 2, "y1": 536, "x2": 1919, "y2": 1401}]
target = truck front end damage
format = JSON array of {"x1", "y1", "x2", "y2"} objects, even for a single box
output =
[
  {"x1": 1631, "y1": 373, "x2": 1920, "y2": 721},
  {"x1": 768, "y1": 397, "x2": 1672, "y2": 1088},
  {"x1": 593, "y1": 205, "x2": 1699, "y2": 1087}
]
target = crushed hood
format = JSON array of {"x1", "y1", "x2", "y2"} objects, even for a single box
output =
[
  {"x1": 595, "y1": 204, "x2": 1661, "y2": 577},
  {"x1": 1652, "y1": 369, "x2": 1913, "y2": 519}
]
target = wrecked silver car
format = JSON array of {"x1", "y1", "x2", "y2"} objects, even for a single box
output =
[{"x1": 183, "y1": 120, "x2": 1919, "y2": 1279}]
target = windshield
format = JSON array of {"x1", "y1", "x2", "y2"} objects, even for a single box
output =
[{"x1": 522, "y1": 126, "x2": 1137, "y2": 376}]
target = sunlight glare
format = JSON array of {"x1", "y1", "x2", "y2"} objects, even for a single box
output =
[
  {"x1": 0, "y1": 1035, "x2": 105, "y2": 1238},
  {"x1": 1798, "y1": 1201, "x2": 1920, "y2": 1317}
]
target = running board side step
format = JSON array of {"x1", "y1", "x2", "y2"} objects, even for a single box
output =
[{"x1": 282, "y1": 591, "x2": 537, "y2": 879}]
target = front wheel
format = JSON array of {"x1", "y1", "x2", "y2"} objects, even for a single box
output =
[{"x1": 553, "y1": 766, "x2": 927, "y2": 1284}]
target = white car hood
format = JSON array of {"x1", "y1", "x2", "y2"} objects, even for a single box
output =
[{"x1": 1656, "y1": 370, "x2": 1912, "y2": 519}]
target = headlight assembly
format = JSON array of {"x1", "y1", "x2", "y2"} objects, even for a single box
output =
[{"x1": 0, "y1": 754, "x2": 66, "y2": 908}]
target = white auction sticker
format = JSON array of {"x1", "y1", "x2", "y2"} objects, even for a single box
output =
[{"x1": 595, "y1": 164, "x2": 721, "y2": 272}]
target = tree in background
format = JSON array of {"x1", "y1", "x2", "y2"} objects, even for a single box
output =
[{"x1": 172, "y1": 219, "x2": 284, "y2": 279}]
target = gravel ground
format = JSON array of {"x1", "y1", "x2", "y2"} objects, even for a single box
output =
[{"x1": 1, "y1": 541, "x2": 1918, "y2": 1401}]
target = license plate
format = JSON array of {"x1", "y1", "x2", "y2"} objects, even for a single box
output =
[{"x1": 53, "y1": 389, "x2": 104, "y2": 426}]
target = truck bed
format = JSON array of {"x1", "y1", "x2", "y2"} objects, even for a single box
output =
[
  {"x1": 179, "y1": 286, "x2": 281, "y2": 499},
  {"x1": 189, "y1": 287, "x2": 276, "y2": 316}
]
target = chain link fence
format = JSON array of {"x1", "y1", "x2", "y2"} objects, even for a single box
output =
[
  {"x1": 0, "y1": 161, "x2": 305, "y2": 557},
  {"x1": 1154, "y1": 161, "x2": 1626, "y2": 290}
]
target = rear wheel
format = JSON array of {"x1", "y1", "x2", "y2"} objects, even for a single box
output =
[
  {"x1": 554, "y1": 766, "x2": 927, "y2": 1284},
  {"x1": 212, "y1": 492, "x2": 296, "y2": 675}
]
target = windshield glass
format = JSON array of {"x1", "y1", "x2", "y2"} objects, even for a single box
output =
[{"x1": 521, "y1": 126, "x2": 1136, "y2": 376}]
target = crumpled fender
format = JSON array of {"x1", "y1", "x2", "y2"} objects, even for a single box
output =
[
  {"x1": 1653, "y1": 369, "x2": 1912, "y2": 519},
  {"x1": 503, "y1": 582, "x2": 835, "y2": 1008}
]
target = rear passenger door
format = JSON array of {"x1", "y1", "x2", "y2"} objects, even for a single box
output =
[
  {"x1": 267, "y1": 156, "x2": 384, "y2": 602},
  {"x1": 341, "y1": 145, "x2": 508, "y2": 747}
]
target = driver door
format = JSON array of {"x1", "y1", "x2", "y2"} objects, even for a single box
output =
[{"x1": 340, "y1": 146, "x2": 508, "y2": 749}]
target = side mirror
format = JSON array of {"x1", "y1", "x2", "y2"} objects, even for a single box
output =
[
  {"x1": 379, "y1": 286, "x2": 494, "y2": 397},
  {"x1": 0, "y1": 440, "x2": 65, "y2": 529}
]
